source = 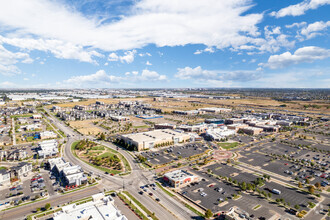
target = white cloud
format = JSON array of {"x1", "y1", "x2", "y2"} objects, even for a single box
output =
[
  {"x1": 138, "y1": 52, "x2": 151, "y2": 57},
  {"x1": 300, "y1": 21, "x2": 330, "y2": 39},
  {"x1": 0, "y1": 44, "x2": 33, "y2": 76},
  {"x1": 270, "y1": 0, "x2": 330, "y2": 18},
  {"x1": 0, "y1": 36, "x2": 102, "y2": 63},
  {"x1": 64, "y1": 69, "x2": 166, "y2": 87},
  {"x1": 108, "y1": 53, "x2": 119, "y2": 61},
  {"x1": 175, "y1": 66, "x2": 260, "y2": 82},
  {"x1": 285, "y1": 22, "x2": 307, "y2": 29},
  {"x1": 23, "y1": 78, "x2": 29, "y2": 81},
  {"x1": 194, "y1": 47, "x2": 215, "y2": 55},
  {"x1": 146, "y1": 61, "x2": 152, "y2": 65},
  {"x1": 104, "y1": 62, "x2": 108, "y2": 66},
  {"x1": 119, "y1": 50, "x2": 136, "y2": 64},
  {"x1": 64, "y1": 70, "x2": 122, "y2": 85},
  {"x1": 0, "y1": 0, "x2": 263, "y2": 53},
  {"x1": 140, "y1": 69, "x2": 167, "y2": 81},
  {"x1": 260, "y1": 46, "x2": 330, "y2": 69},
  {"x1": 108, "y1": 50, "x2": 136, "y2": 63}
]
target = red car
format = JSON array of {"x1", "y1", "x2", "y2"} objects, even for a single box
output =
[
  {"x1": 209, "y1": 184, "x2": 214, "y2": 187},
  {"x1": 31, "y1": 178, "x2": 37, "y2": 181},
  {"x1": 284, "y1": 163, "x2": 288, "y2": 165},
  {"x1": 9, "y1": 186, "x2": 16, "y2": 191}
]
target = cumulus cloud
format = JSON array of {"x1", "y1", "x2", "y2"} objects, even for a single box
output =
[
  {"x1": 64, "y1": 69, "x2": 166, "y2": 87},
  {"x1": 108, "y1": 50, "x2": 136, "y2": 63},
  {"x1": 194, "y1": 47, "x2": 215, "y2": 55},
  {"x1": 0, "y1": 0, "x2": 263, "y2": 52},
  {"x1": 0, "y1": 36, "x2": 102, "y2": 63},
  {"x1": 0, "y1": 44, "x2": 33, "y2": 76},
  {"x1": 285, "y1": 22, "x2": 307, "y2": 29},
  {"x1": 146, "y1": 61, "x2": 152, "y2": 65},
  {"x1": 175, "y1": 66, "x2": 260, "y2": 82},
  {"x1": 140, "y1": 69, "x2": 167, "y2": 81},
  {"x1": 300, "y1": 21, "x2": 330, "y2": 39},
  {"x1": 260, "y1": 46, "x2": 330, "y2": 69},
  {"x1": 270, "y1": 0, "x2": 330, "y2": 18},
  {"x1": 108, "y1": 53, "x2": 119, "y2": 61},
  {"x1": 64, "y1": 70, "x2": 122, "y2": 85}
]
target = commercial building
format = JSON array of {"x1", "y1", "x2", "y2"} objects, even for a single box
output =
[
  {"x1": 62, "y1": 165, "x2": 87, "y2": 187},
  {"x1": 225, "y1": 118, "x2": 244, "y2": 124},
  {"x1": 178, "y1": 124, "x2": 208, "y2": 133},
  {"x1": 32, "y1": 114, "x2": 42, "y2": 119},
  {"x1": 53, "y1": 193, "x2": 127, "y2": 220},
  {"x1": 47, "y1": 157, "x2": 87, "y2": 187},
  {"x1": 227, "y1": 123, "x2": 249, "y2": 131},
  {"x1": 199, "y1": 107, "x2": 231, "y2": 113},
  {"x1": 40, "y1": 131, "x2": 57, "y2": 139},
  {"x1": 239, "y1": 127, "x2": 263, "y2": 135},
  {"x1": 119, "y1": 129, "x2": 190, "y2": 151},
  {"x1": 204, "y1": 118, "x2": 225, "y2": 126},
  {"x1": 163, "y1": 170, "x2": 199, "y2": 188},
  {"x1": 38, "y1": 139, "x2": 59, "y2": 158},
  {"x1": 154, "y1": 123, "x2": 177, "y2": 130},
  {"x1": 206, "y1": 127, "x2": 236, "y2": 141}
]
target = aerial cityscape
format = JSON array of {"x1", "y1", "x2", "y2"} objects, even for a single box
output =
[{"x1": 0, "y1": 1, "x2": 329, "y2": 220}]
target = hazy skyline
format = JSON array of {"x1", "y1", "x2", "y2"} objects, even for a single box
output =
[{"x1": 0, "y1": 0, "x2": 329, "y2": 88}]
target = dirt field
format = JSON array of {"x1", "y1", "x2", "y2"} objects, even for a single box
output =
[
  {"x1": 69, "y1": 119, "x2": 104, "y2": 135},
  {"x1": 47, "y1": 96, "x2": 329, "y2": 115}
]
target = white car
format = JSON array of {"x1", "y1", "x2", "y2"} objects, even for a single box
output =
[{"x1": 200, "y1": 192, "x2": 207, "y2": 197}]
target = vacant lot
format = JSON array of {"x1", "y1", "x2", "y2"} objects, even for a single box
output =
[{"x1": 69, "y1": 119, "x2": 103, "y2": 135}]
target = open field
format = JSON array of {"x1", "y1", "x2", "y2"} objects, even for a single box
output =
[
  {"x1": 46, "y1": 96, "x2": 329, "y2": 115},
  {"x1": 69, "y1": 119, "x2": 103, "y2": 135}
]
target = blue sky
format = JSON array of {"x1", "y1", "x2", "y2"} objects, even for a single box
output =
[{"x1": 0, "y1": 0, "x2": 329, "y2": 88}]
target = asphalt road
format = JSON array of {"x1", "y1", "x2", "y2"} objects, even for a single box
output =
[
  {"x1": 44, "y1": 108, "x2": 195, "y2": 220},
  {"x1": 0, "y1": 184, "x2": 104, "y2": 220}
]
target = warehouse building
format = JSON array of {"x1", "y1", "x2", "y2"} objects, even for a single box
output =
[{"x1": 119, "y1": 129, "x2": 190, "y2": 151}]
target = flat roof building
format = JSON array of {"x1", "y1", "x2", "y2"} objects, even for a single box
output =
[
  {"x1": 239, "y1": 127, "x2": 263, "y2": 135},
  {"x1": 163, "y1": 170, "x2": 199, "y2": 188},
  {"x1": 53, "y1": 192, "x2": 127, "y2": 220},
  {"x1": 119, "y1": 129, "x2": 190, "y2": 151}
]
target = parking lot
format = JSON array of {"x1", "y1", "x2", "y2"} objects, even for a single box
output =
[
  {"x1": 0, "y1": 171, "x2": 55, "y2": 206},
  {"x1": 179, "y1": 167, "x2": 282, "y2": 219},
  {"x1": 140, "y1": 143, "x2": 208, "y2": 165}
]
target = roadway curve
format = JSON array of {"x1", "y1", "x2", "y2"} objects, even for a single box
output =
[{"x1": 44, "y1": 108, "x2": 195, "y2": 220}]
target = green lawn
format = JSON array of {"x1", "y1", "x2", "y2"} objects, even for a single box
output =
[
  {"x1": 10, "y1": 114, "x2": 32, "y2": 119},
  {"x1": 0, "y1": 166, "x2": 7, "y2": 170},
  {"x1": 91, "y1": 146, "x2": 105, "y2": 150},
  {"x1": 217, "y1": 142, "x2": 239, "y2": 150},
  {"x1": 97, "y1": 152, "x2": 116, "y2": 159},
  {"x1": 71, "y1": 141, "x2": 122, "y2": 175}
]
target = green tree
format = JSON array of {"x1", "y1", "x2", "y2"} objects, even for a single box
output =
[
  {"x1": 205, "y1": 209, "x2": 213, "y2": 218},
  {"x1": 308, "y1": 185, "x2": 315, "y2": 194},
  {"x1": 45, "y1": 203, "x2": 51, "y2": 210},
  {"x1": 294, "y1": 204, "x2": 300, "y2": 210}
]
